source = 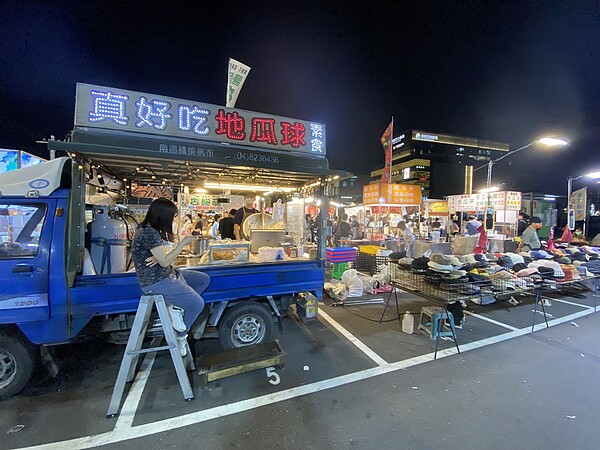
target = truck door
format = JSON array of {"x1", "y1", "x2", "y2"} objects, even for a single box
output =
[{"x1": 0, "y1": 201, "x2": 51, "y2": 322}]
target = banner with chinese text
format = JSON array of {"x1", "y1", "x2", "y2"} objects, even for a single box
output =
[
  {"x1": 226, "y1": 58, "x2": 251, "y2": 108},
  {"x1": 447, "y1": 191, "x2": 521, "y2": 211},
  {"x1": 363, "y1": 183, "x2": 421, "y2": 206},
  {"x1": 571, "y1": 187, "x2": 587, "y2": 221},
  {"x1": 75, "y1": 83, "x2": 326, "y2": 156}
]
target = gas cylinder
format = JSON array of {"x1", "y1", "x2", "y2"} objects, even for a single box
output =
[{"x1": 90, "y1": 206, "x2": 127, "y2": 274}]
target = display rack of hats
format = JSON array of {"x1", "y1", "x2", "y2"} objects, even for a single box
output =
[{"x1": 389, "y1": 246, "x2": 600, "y2": 306}]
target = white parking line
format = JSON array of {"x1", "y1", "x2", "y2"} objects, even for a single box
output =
[
  {"x1": 548, "y1": 297, "x2": 594, "y2": 309},
  {"x1": 113, "y1": 344, "x2": 159, "y2": 432},
  {"x1": 463, "y1": 311, "x2": 519, "y2": 331},
  {"x1": 20, "y1": 307, "x2": 598, "y2": 450},
  {"x1": 318, "y1": 308, "x2": 388, "y2": 366}
]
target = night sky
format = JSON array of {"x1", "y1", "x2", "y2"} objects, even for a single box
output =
[{"x1": 1, "y1": 1, "x2": 599, "y2": 195}]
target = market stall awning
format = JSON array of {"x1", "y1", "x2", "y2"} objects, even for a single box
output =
[{"x1": 48, "y1": 128, "x2": 348, "y2": 190}]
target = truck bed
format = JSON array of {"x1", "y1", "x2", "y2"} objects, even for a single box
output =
[{"x1": 70, "y1": 259, "x2": 325, "y2": 317}]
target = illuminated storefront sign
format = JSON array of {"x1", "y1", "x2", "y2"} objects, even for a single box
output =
[
  {"x1": 414, "y1": 132, "x2": 439, "y2": 141},
  {"x1": 411, "y1": 129, "x2": 508, "y2": 152},
  {"x1": 428, "y1": 201, "x2": 448, "y2": 214},
  {"x1": 75, "y1": 83, "x2": 326, "y2": 156},
  {"x1": 363, "y1": 183, "x2": 421, "y2": 206},
  {"x1": 447, "y1": 191, "x2": 521, "y2": 211}
]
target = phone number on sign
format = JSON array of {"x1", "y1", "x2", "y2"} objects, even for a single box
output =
[{"x1": 234, "y1": 152, "x2": 280, "y2": 164}]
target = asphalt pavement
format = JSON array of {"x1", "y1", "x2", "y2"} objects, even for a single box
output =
[{"x1": 2, "y1": 287, "x2": 600, "y2": 449}]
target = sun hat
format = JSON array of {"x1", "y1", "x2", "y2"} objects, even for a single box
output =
[
  {"x1": 429, "y1": 253, "x2": 452, "y2": 265},
  {"x1": 441, "y1": 270, "x2": 468, "y2": 280},
  {"x1": 449, "y1": 256, "x2": 463, "y2": 266},
  {"x1": 427, "y1": 261, "x2": 453, "y2": 273},
  {"x1": 463, "y1": 254, "x2": 477, "y2": 264},
  {"x1": 489, "y1": 269, "x2": 513, "y2": 280},
  {"x1": 517, "y1": 267, "x2": 538, "y2": 277}
]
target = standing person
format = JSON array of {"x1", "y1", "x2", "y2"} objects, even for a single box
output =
[
  {"x1": 234, "y1": 196, "x2": 258, "y2": 240},
  {"x1": 350, "y1": 215, "x2": 360, "y2": 240},
  {"x1": 517, "y1": 216, "x2": 543, "y2": 251},
  {"x1": 397, "y1": 221, "x2": 415, "y2": 257},
  {"x1": 131, "y1": 198, "x2": 210, "y2": 356},
  {"x1": 465, "y1": 216, "x2": 482, "y2": 236},
  {"x1": 304, "y1": 214, "x2": 315, "y2": 242},
  {"x1": 332, "y1": 215, "x2": 340, "y2": 246},
  {"x1": 338, "y1": 214, "x2": 351, "y2": 244},
  {"x1": 517, "y1": 212, "x2": 529, "y2": 236},
  {"x1": 199, "y1": 211, "x2": 209, "y2": 236},
  {"x1": 219, "y1": 209, "x2": 236, "y2": 240},
  {"x1": 210, "y1": 214, "x2": 221, "y2": 239},
  {"x1": 192, "y1": 213, "x2": 203, "y2": 236},
  {"x1": 444, "y1": 217, "x2": 454, "y2": 241}
]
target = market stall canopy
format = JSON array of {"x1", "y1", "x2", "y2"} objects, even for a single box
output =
[{"x1": 48, "y1": 128, "x2": 346, "y2": 190}]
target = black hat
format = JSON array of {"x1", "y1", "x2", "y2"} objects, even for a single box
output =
[
  {"x1": 512, "y1": 262, "x2": 528, "y2": 272},
  {"x1": 411, "y1": 256, "x2": 429, "y2": 270},
  {"x1": 530, "y1": 216, "x2": 542, "y2": 224},
  {"x1": 537, "y1": 266, "x2": 555, "y2": 278},
  {"x1": 388, "y1": 251, "x2": 407, "y2": 261}
]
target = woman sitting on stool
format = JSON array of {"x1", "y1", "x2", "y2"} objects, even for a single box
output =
[{"x1": 131, "y1": 198, "x2": 210, "y2": 356}]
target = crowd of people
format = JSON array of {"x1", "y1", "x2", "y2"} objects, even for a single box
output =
[{"x1": 176, "y1": 203, "x2": 247, "y2": 242}]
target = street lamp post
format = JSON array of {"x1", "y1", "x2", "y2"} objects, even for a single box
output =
[{"x1": 478, "y1": 138, "x2": 568, "y2": 190}]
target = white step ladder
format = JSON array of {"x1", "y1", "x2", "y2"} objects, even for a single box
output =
[{"x1": 107, "y1": 294, "x2": 195, "y2": 418}]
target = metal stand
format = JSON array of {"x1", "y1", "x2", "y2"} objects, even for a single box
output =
[
  {"x1": 107, "y1": 294, "x2": 195, "y2": 418},
  {"x1": 434, "y1": 304, "x2": 460, "y2": 360},
  {"x1": 531, "y1": 285, "x2": 549, "y2": 331},
  {"x1": 379, "y1": 283, "x2": 401, "y2": 323}
]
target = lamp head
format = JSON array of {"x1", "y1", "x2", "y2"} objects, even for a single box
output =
[{"x1": 538, "y1": 137, "x2": 568, "y2": 147}]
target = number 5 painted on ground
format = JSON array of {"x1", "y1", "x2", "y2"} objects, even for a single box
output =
[{"x1": 266, "y1": 367, "x2": 280, "y2": 385}]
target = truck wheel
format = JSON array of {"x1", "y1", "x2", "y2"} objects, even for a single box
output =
[
  {"x1": 0, "y1": 334, "x2": 35, "y2": 400},
  {"x1": 219, "y1": 302, "x2": 274, "y2": 349}
]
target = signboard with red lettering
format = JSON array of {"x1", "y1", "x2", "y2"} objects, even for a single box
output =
[
  {"x1": 75, "y1": 83, "x2": 326, "y2": 156},
  {"x1": 447, "y1": 191, "x2": 521, "y2": 211}
]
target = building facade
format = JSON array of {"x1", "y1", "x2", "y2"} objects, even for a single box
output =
[{"x1": 370, "y1": 129, "x2": 509, "y2": 199}]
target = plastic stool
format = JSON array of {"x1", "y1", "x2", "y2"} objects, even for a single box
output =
[
  {"x1": 418, "y1": 306, "x2": 456, "y2": 340},
  {"x1": 331, "y1": 262, "x2": 350, "y2": 280}
]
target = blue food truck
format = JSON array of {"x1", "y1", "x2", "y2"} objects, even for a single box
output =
[{"x1": 0, "y1": 83, "x2": 339, "y2": 399}]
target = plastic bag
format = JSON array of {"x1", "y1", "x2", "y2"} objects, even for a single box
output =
[
  {"x1": 356, "y1": 272, "x2": 376, "y2": 295},
  {"x1": 341, "y1": 268, "x2": 363, "y2": 297},
  {"x1": 373, "y1": 265, "x2": 390, "y2": 286},
  {"x1": 324, "y1": 279, "x2": 349, "y2": 300},
  {"x1": 257, "y1": 247, "x2": 276, "y2": 262}
]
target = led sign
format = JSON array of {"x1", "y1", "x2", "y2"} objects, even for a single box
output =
[
  {"x1": 75, "y1": 83, "x2": 326, "y2": 156},
  {"x1": 414, "y1": 132, "x2": 439, "y2": 141}
]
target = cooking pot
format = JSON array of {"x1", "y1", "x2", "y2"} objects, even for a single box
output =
[{"x1": 192, "y1": 237, "x2": 209, "y2": 255}]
